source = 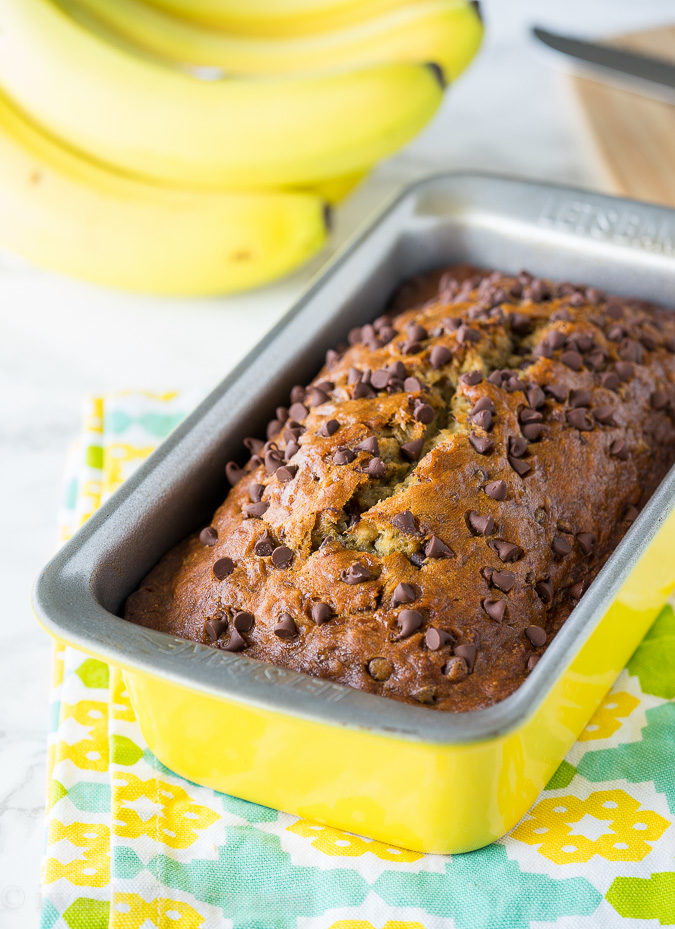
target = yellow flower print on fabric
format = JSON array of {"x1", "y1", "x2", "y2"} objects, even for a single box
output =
[
  {"x1": 60, "y1": 701, "x2": 109, "y2": 771},
  {"x1": 44, "y1": 822, "x2": 110, "y2": 887},
  {"x1": 113, "y1": 773, "x2": 219, "y2": 848},
  {"x1": 112, "y1": 892, "x2": 204, "y2": 929},
  {"x1": 110, "y1": 669, "x2": 136, "y2": 723},
  {"x1": 104, "y1": 443, "x2": 156, "y2": 497},
  {"x1": 287, "y1": 821, "x2": 422, "y2": 862},
  {"x1": 579, "y1": 691, "x2": 640, "y2": 741},
  {"x1": 330, "y1": 923, "x2": 426, "y2": 929},
  {"x1": 513, "y1": 789, "x2": 669, "y2": 863}
]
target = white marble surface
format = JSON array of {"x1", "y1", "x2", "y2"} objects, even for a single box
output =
[{"x1": 0, "y1": 0, "x2": 672, "y2": 923}]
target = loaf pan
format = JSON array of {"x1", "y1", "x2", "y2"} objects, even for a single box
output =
[{"x1": 34, "y1": 173, "x2": 675, "y2": 854}]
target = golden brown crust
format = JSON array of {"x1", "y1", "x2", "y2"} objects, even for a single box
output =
[{"x1": 125, "y1": 266, "x2": 675, "y2": 712}]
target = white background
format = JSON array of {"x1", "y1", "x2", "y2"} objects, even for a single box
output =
[{"x1": 0, "y1": 0, "x2": 672, "y2": 923}]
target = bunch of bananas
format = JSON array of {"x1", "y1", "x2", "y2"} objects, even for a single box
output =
[{"x1": 0, "y1": 0, "x2": 482, "y2": 294}]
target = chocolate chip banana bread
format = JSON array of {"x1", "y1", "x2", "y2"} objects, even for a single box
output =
[{"x1": 125, "y1": 266, "x2": 675, "y2": 712}]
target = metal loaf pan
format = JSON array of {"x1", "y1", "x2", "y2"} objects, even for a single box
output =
[{"x1": 34, "y1": 174, "x2": 675, "y2": 854}]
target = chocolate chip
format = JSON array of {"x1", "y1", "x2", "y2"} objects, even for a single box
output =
[
  {"x1": 485, "y1": 479, "x2": 507, "y2": 500},
  {"x1": 199, "y1": 527, "x2": 218, "y2": 546},
  {"x1": 356, "y1": 436, "x2": 379, "y2": 455},
  {"x1": 274, "y1": 614, "x2": 298, "y2": 639},
  {"x1": 548, "y1": 330, "x2": 567, "y2": 350},
  {"x1": 491, "y1": 570, "x2": 515, "y2": 592},
  {"x1": 424, "y1": 535, "x2": 454, "y2": 558},
  {"x1": 233, "y1": 611, "x2": 254, "y2": 633},
  {"x1": 566, "y1": 408, "x2": 594, "y2": 430},
  {"x1": 276, "y1": 465, "x2": 297, "y2": 483},
  {"x1": 525, "y1": 625, "x2": 547, "y2": 647},
  {"x1": 407, "y1": 323, "x2": 428, "y2": 342},
  {"x1": 472, "y1": 396, "x2": 495, "y2": 415},
  {"x1": 266, "y1": 420, "x2": 282, "y2": 440},
  {"x1": 560, "y1": 350, "x2": 583, "y2": 371},
  {"x1": 392, "y1": 582, "x2": 417, "y2": 605},
  {"x1": 244, "y1": 501, "x2": 269, "y2": 518},
  {"x1": 213, "y1": 557, "x2": 234, "y2": 580},
  {"x1": 318, "y1": 419, "x2": 339, "y2": 437},
  {"x1": 430, "y1": 345, "x2": 453, "y2": 369},
  {"x1": 271, "y1": 546, "x2": 293, "y2": 568},
  {"x1": 491, "y1": 539, "x2": 523, "y2": 562},
  {"x1": 456, "y1": 324, "x2": 481, "y2": 344},
  {"x1": 545, "y1": 383, "x2": 568, "y2": 403},
  {"x1": 651, "y1": 390, "x2": 668, "y2": 411},
  {"x1": 527, "y1": 654, "x2": 540, "y2": 671},
  {"x1": 341, "y1": 562, "x2": 371, "y2": 584},
  {"x1": 569, "y1": 389, "x2": 592, "y2": 408},
  {"x1": 593, "y1": 405, "x2": 616, "y2": 426},
  {"x1": 569, "y1": 581, "x2": 585, "y2": 600},
  {"x1": 365, "y1": 456, "x2": 386, "y2": 478},
  {"x1": 333, "y1": 447, "x2": 356, "y2": 466},
  {"x1": 454, "y1": 643, "x2": 477, "y2": 673},
  {"x1": 244, "y1": 436, "x2": 264, "y2": 455},
  {"x1": 400, "y1": 438, "x2": 424, "y2": 460},
  {"x1": 391, "y1": 510, "x2": 418, "y2": 535},
  {"x1": 472, "y1": 409, "x2": 493, "y2": 431},
  {"x1": 396, "y1": 609, "x2": 423, "y2": 639},
  {"x1": 509, "y1": 435, "x2": 528, "y2": 458},
  {"x1": 467, "y1": 510, "x2": 495, "y2": 536},
  {"x1": 370, "y1": 369, "x2": 390, "y2": 390},
  {"x1": 205, "y1": 616, "x2": 227, "y2": 642},
  {"x1": 353, "y1": 380, "x2": 376, "y2": 400},
  {"x1": 576, "y1": 532, "x2": 596, "y2": 555},
  {"x1": 443, "y1": 655, "x2": 469, "y2": 681},
  {"x1": 509, "y1": 312, "x2": 532, "y2": 334},
  {"x1": 619, "y1": 339, "x2": 643, "y2": 364},
  {"x1": 425, "y1": 627, "x2": 454, "y2": 650},
  {"x1": 610, "y1": 439, "x2": 629, "y2": 460},
  {"x1": 586, "y1": 350, "x2": 607, "y2": 371},
  {"x1": 223, "y1": 628, "x2": 247, "y2": 652},
  {"x1": 254, "y1": 530, "x2": 274, "y2": 557},
  {"x1": 409, "y1": 552, "x2": 425, "y2": 568},
  {"x1": 482, "y1": 599, "x2": 507, "y2": 622},
  {"x1": 413, "y1": 401, "x2": 434, "y2": 424},
  {"x1": 460, "y1": 370, "x2": 483, "y2": 386},
  {"x1": 225, "y1": 461, "x2": 244, "y2": 485},
  {"x1": 600, "y1": 371, "x2": 621, "y2": 391},
  {"x1": 522, "y1": 422, "x2": 545, "y2": 441},
  {"x1": 470, "y1": 432, "x2": 494, "y2": 455},
  {"x1": 288, "y1": 402, "x2": 308, "y2": 421},
  {"x1": 389, "y1": 361, "x2": 407, "y2": 380},
  {"x1": 615, "y1": 361, "x2": 634, "y2": 381},
  {"x1": 526, "y1": 385, "x2": 546, "y2": 410},
  {"x1": 509, "y1": 456, "x2": 531, "y2": 477},
  {"x1": 367, "y1": 657, "x2": 393, "y2": 681},
  {"x1": 535, "y1": 579, "x2": 553, "y2": 604},
  {"x1": 551, "y1": 534, "x2": 572, "y2": 556},
  {"x1": 264, "y1": 449, "x2": 283, "y2": 474},
  {"x1": 247, "y1": 483, "x2": 264, "y2": 504},
  {"x1": 310, "y1": 602, "x2": 333, "y2": 625},
  {"x1": 284, "y1": 441, "x2": 300, "y2": 461},
  {"x1": 665, "y1": 336, "x2": 675, "y2": 353}
]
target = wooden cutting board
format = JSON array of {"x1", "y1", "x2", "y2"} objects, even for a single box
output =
[{"x1": 570, "y1": 26, "x2": 675, "y2": 207}]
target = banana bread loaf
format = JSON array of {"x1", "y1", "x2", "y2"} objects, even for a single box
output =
[{"x1": 125, "y1": 266, "x2": 675, "y2": 712}]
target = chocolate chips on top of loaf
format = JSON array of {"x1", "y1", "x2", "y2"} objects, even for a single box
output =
[{"x1": 125, "y1": 265, "x2": 675, "y2": 714}]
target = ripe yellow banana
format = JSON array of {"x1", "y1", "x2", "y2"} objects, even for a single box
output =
[
  {"x1": 63, "y1": 0, "x2": 482, "y2": 82},
  {"x1": 0, "y1": 0, "x2": 444, "y2": 190},
  {"x1": 0, "y1": 90, "x2": 330, "y2": 294},
  {"x1": 143, "y1": 0, "x2": 421, "y2": 35}
]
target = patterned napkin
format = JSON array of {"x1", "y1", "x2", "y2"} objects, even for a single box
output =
[{"x1": 42, "y1": 392, "x2": 674, "y2": 929}]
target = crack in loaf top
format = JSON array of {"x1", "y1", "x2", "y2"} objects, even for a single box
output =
[{"x1": 125, "y1": 266, "x2": 675, "y2": 712}]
